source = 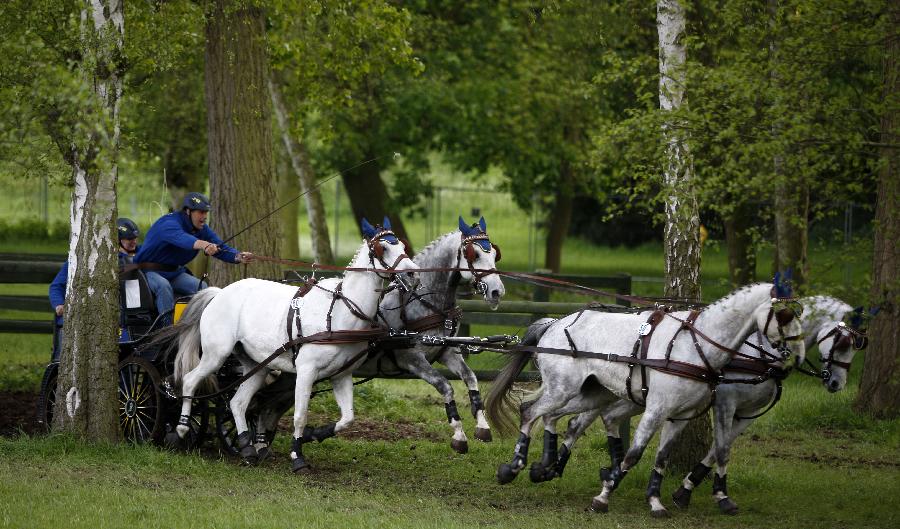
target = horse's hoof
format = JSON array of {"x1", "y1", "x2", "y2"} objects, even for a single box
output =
[
  {"x1": 256, "y1": 446, "x2": 271, "y2": 464},
  {"x1": 717, "y1": 497, "x2": 739, "y2": 515},
  {"x1": 589, "y1": 499, "x2": 608, "y2": 513},
  {"x1": 291, "y1": 457, "x2": 311, "y2": 474},
  {"x1": 529, "y1": 462, "x2": 554, "y2": 483},
  {"x1": 672, "y1": 486, "x2": 692, "y2": 508},
  {"x1": 164, "y1": 431, "x2": 185, "y2": 451},
  {"x1": 650, "y1": 508, "x2": 670, "y2": 518},
  {"x1": 474, "y1": 427, "x2": 492, "y2": 442},
  {"x1": 496, "y1": 463, "x2": 519, "y2": 484},
  {"x1": 240, "y1": 443, "x2": 259, "y2": 465},
  {"x1": 450, "y1": 439, "x2": 469, "y2": 454}
]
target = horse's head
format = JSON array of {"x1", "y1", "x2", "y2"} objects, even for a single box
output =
[
  {"x1": 457, "y1": 215, "x2": 505, "y2": 310},
  {"x1": 361, "y1": 216, "x2": 419, "y2": 291},
  {"x1": 814, "y1": 306, "x2": 871, "y2": 392},
  {"x1": 754, "y1": 271, "x2": 806, "y2": 364}
]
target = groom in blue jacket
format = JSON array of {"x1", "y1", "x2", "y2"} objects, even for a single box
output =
[{"x1": 134, "y1": 192, "x2": 253, "y2": 324}]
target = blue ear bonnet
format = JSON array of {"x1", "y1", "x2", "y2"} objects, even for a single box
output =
[
  {"x1": 459, "y1": 215, "x2": 492, "y2": 251},
  {"x1": 361, "y1": 216, "x2": 399, "y2": 244},
  {"x1": 773, "y1": 269, "x2": 793, "y2": 298},
  {"x1": 848, "y1": 307, "x2": 865, "y2": 330}
]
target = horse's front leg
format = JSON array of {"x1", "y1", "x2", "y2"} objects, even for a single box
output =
[
  {"x1": 644, "y1": 418, "x2": 690, "y2": 518},
  {"x1": 672, "y1": 396, "x2": 736, "y2": 511},
  {"x1": 290, "y1": 369, "x2": 317, "y2": 473},
  {"x1": 230, "y1": 367, "x2": 269, "y2": 465},
  {"x1": 591, "y1": 408, "x2": 667, "y2": 513},
  {"x1": 497, "y1": 387, "x2": 575, "y2": 485},
  {"x1": 709, "y1": 415, "x2": 755, "y2": 515},
  {"x1": 395, "y1": 350, "x2": 469, "y2": 454},
  {"x1": 439, "y1": 347, "x2": 491, "y2": 442}
]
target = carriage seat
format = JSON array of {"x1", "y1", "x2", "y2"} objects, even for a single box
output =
[{"x1": 120, "y1": 267, "x2": 158, "y2": 338}]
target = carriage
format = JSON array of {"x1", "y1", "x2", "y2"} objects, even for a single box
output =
[{"x1": 35, "y1": 266, "x2": 252, "y2": 452}]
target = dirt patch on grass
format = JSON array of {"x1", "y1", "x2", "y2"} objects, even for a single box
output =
[
  {"x1": 277, "y1": 415, "x2": 443, "y2": 443},
  {"x1": 0, "y1": 390, "x2": 39, "y2": 437},
  {"x1": 766, "y1": 449, "x2": 900, "y2": 469}
]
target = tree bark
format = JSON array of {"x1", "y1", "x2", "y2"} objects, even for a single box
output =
[
  {"x1": 657, "y1": 0, "x2": 710, "y2": 473},
  {"x1": 268, "y1": 76, "x2": 335, "y2": 264},
  {"x1": 341, "y1": 156, "x2": 412, "y2": 247},
  {"x1": 275, "y1": 140, "x2": 300, "y2": 259},
  {"x1": 544, "y1": 159, "x2": 574, "y2": 273},
  {"x1": 205, "y1": 0, "x2": 281, "y2": 285},
  {"x1": 773, "y1": 182, "x2": 809, "y2": 286},
  {"x1": 855, "y1": 2, "x2": 899, "y2": 418},
  {"x1": 51, "y1": 0, "x2": 124, "y2": 442},
  {"x1": 724, "y1": 201, "x2": 757, "y2": 286}
]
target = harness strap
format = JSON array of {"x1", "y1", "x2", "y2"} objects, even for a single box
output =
[
  {"x1": 626, "y1": 309, "x2": 666, "y2": 405},
  {"x1": 286, "y1": 279, "x2": 317, "y2": 357}
]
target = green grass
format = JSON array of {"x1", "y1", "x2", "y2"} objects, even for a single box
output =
[{"x1": 1, "y1": 369, "x2": 897, "y2": 529}]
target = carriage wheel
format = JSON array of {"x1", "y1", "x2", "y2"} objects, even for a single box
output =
[
  {"x1": 36, "y1": 362, "x2": 59, "y2": 432},
  {"x1": 118, "y1": 356, "x2": 163, "y2": 443}
]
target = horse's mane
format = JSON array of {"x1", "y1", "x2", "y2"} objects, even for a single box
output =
[
  {"x1": 414, "y1": 231, "x2": 458, "y2": 261},
  {"x1": 705, "y1": 282, "x2": 772, "y2": 310},
  {"x1": 347, "y1": 239, "x2": 368, "y2": 268}
]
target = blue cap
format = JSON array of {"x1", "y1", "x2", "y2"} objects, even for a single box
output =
[{"x1": 183, "y1": 192, "x2": 211, "y2": 212}]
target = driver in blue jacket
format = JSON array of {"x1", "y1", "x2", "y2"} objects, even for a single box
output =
[
  {"x1": 133, "y1": 192, "x2": 253, "y2": 324},
  {"x1": 50, "y1": 217, "x2": 142, "y2": 358}
]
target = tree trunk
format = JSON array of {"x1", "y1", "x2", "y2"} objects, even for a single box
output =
[
  {"x1": 724, "y1": 201, "x2": 757, "y2": 286},
  {"x1": 205, "y1": 0, "x2": 281, "y2": 286},
  {"x1": 544, "y1": 160, "x2": 574, "y2": 273},
  {"x1": 341, "y1": 156, "x2": 412, "y2": 248},
  {"x1": 855, "y1": 2, "x2": 899, "y2": 418},
  {"x1": 51, "y1": 0, "x2": 124, "y2": 442},
  {"x1": 268, "y1": 76, "x2": 335, "y2": 264},
  {"x1": 773, "y1": 183, "x2": 809, "y2": 287},
  {"x1": 657, "y1": 0, "x2": 710, "y2": 474},
  {"x1": 276, "y1": 141, "x2": 300, "y2": 259}
]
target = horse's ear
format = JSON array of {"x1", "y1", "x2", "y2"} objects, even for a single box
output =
[
  {"x1": 383, "y1": 216, "x2": 392, "y2": 230},
  {"x1": 458, "y1": 216, "x2": 469, "y2": 234},
  {"x1": 361, "y1": 218, "x2": 376, "y2": 239},
  {"x1": 479, "y1": 216, "x2": 487, "y2": 233}
]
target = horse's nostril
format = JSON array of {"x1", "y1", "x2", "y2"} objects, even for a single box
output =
[
  {"x1": 830, "y1": 380, "x2": 839, "y2": 389},
  {"x1": 491, "y1": 289, "x2": 500, "y2": 300}
]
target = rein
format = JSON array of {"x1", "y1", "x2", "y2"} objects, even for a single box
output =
[{"x1": 250, "y1": 254, "x2": 703, "y2": 308}]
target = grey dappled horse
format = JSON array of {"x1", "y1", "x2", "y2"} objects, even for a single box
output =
[
  {"x1": 527, "y1": 295, "x2": 866, "y2": 515},
  {"x1": 486, "y1": 280, "x2": 805, "y2": 517}
]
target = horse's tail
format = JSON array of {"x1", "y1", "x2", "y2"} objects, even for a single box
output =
[
  {"x1": 150, "y1": 287, "x2": 222, "y2": 390},
  {"x1": 486, "y1": 318, "x2": 555, "y2": 437}
]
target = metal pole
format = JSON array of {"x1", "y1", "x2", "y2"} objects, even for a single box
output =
[{"x1": 529, "y1": 193, "x2": 537, "y2": 271}]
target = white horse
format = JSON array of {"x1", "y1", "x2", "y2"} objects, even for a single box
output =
[
  {"x1": 486, "y1": 280, "x2": 806, "y2": 517},
  {"x1": 167, "y1": 217, "x2": 419, "y2": 472},
  {"x1": 247, "y1": 216, "x2": 506, "y2": 454},
  {"x1": 531, "y1": 295, "x2": 864, "y2": 515}
]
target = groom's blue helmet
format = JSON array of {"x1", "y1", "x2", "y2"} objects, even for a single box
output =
[{"x1": 183, "y1": 192, "x2": 211, "y2": 212}]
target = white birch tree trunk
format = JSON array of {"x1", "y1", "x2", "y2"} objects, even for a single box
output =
[
  {"x1": 268, "y1": 77, "x2": 334, "y2": 264},
  {"x1": 53, "y1": 0, "x2": 125, "y2": 441},
  {"x1": 657, "y1": 0, "x2": 709, "y2": 472}
]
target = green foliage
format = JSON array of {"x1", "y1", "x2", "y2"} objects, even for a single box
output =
[
  {"x1": 0, "y1": 218, "x2": 69, "y2": 242},
  {"x1": 591, "y1": 0, "x2": 884, "y2": 225}
]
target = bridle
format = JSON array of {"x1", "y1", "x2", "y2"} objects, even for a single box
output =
[
  {"x1": 367, "y1": 228, "x2": 413, "y2": 284},
  {"x1": 798, "y1": 322, "x2": 866, "y2": 381},
  {"x1": 456, "y1": 230, "x2": 501, "y2": 295},
  {"x1": 761, "y1": 296, "x2": 805, "y2": 360}
]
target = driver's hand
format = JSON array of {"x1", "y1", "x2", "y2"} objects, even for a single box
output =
[
  {"x1": 203, "y1": 243, "x2": 219, "y2": 256},
  {"x1": 55, "y1": 305, "x2": 64, "y2": 317},
  {"x1": 237, "y1": 252, "x2": 254, "y2": 264}
]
